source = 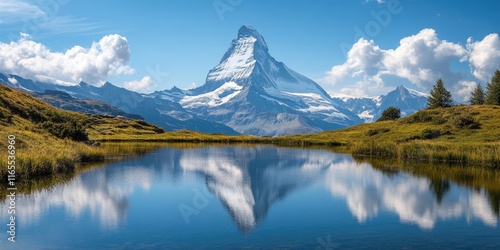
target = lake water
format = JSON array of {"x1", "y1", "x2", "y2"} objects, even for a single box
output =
[{"x1": 1, "y1": 145, "x2": 500, "y2": 249}]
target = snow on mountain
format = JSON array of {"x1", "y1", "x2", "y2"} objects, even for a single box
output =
[
  {"x1": 169, "y1": 25, "x2": 362, "y2": 136},
  {"x1": 180, "y1": 81, "x2": 243, "y2": 108},
  {"x1": 331, "y1": 85, "x2": 429, "y2": 122}
]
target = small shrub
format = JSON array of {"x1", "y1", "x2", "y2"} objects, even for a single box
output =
[
  {"x1": 131, "y1": 123, "x2": 144, "y2": 130},
  {"x1": 409, "y1": 112, "x2": 433, "y2": 123},
  {"x1": 41, "y1": 121, "x2": 89, "y2": 141},
  {"x1": 422, "y1": 129, "x2": 441, "y2": 139},
  {"x1": 398, "y1": 135, "x2": 422, "y2": 143},
  {"x1": 136, "y1": 120, "x2": 150, "y2": 126},
  {"x1": 432, "y1": 117, "x2": 448, "y2": 125},
  {"x1": 366, "y1": 128, "x2": 390, "y2": 136},
  {"x1": 454, "y1": 116, "x2": 480, "y2": 129}
]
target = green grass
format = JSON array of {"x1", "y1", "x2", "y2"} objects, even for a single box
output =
[{"x1": 275, "y1": 105, "x2": 500, "y2": 167}]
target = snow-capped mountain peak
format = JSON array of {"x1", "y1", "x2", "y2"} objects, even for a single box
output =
[
  {"x1": 396, "y1": 85, "x2": 429, "y2": 98},
  {"x1": 237, "y1": 24, "x2": 268, "y2": 49},
  {"x1": 206, "y1": 25, "x2": 271, "y2": 85},
  {"x1": 178, "y1": 25, "x2": 362, "y2": 136}
]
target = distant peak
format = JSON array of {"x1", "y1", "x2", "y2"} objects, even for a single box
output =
[
  {"x1": 392, "y1": 85, "x2": 428, "y2": 98},
  {"x1": 79, "y1": 81, "x2": 89, "y2": 87}
]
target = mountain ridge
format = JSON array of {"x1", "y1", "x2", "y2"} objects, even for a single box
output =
[{"x1": 332, "y1": 85, "x2": 429, "y2": 122}]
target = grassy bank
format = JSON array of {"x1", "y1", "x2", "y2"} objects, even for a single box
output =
[{"x1": 277, "y1": 105, "x2": 500, "y2": 167}]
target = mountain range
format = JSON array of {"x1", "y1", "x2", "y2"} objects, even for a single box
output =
[
  {"x1": 331, "y1": 85, "x2": 429, "y2": 122},
  {"x1": 0, "y1": 25, "x2": 429, "y2": 135}
]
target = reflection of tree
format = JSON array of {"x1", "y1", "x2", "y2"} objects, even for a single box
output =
[
  {"x1": 429, "y1": 178, "x2": 450, "y2": 204},
  {"x1": 487, "y1": 190, "x2": 500, "y2": 216},
  {"x1": 353, "y1": 157, "x2": 400, "y2": 178},
  {"x1": 354, "y1": 156, "x2": 500, "y2": 217}
]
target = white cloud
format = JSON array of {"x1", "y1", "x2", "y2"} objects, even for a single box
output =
[
  {"x1": 325, "y1": 28, "x2": 482, "y2": 98},
  {"x1": 124, "y1": 76, "x2": 156, "y2": 93},
  {"x1": 0, "y1": 0, "x2": 44, "y2": 24},
  {"x1": 467, "y1": 33, "x2": 500, "y2": 82},
  {"x1": 0, "y1": 33, "x2": 134, "y2": 86},
  {"x1": 0, "y1": 0, "x2": 101, "y2": 38},
  {"x1": 455, "y1": 80, "x2": 477, "y2": 102},
  {"x1": 383, "y1": 29, "x2": 467, "y2": 87}
]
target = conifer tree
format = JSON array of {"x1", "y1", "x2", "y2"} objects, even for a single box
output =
[
  {"x1": 485, "y1": 70, "x2": 500, "y2": 105},
  {"x1": 377, "y1": 106, "x2": 401, "y2": 121},
  {"x1": 469, "y1": 84, "x2": 485, "y2": 105},
  {"x1": 427, "y1": 79, "x2": 453, "y2": 109}
]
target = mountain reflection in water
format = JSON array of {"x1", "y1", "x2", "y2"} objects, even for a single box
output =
[{"x1": 1, "y1": 145, "x2": 498, "y2": 234}]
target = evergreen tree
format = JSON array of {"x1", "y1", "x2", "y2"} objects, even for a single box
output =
[
  {"x1": 485, "y1": 70, "x2": 500, "y2": 105},
  {"x1": 427, "y1": 79, "x2": 453, "y2": 109},
  {"x1": 377, "y1": 106, "x2": 401, "y2": 121},
  {"x1": 469, "y1": 84, "x2": 485, "y2": 105}
]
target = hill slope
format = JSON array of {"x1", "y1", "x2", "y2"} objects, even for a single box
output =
[
  {"x1": 0, "y1": 84, "x2": 165, "y2": 182},
  {"x1": 280, "y1": 105, "x2": 500, "y2": 166}
]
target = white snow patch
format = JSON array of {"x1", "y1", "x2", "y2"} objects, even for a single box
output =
[
  {"x1": 180, "y1": 81, "x2": 242, "y2": 108},
  {"x1": 358, "y1": 111, "x2": 374, "y2": 122},
  {"x1": 329, "y1": 92, "x2": 356, "y2": 102},
  {"x1": 373, "y1": 96, "x2": 382, "y2": 107},
  {"x1": 407, "y1": 88, "x2": 429, "y2": 98},
  {"x1": 7, "y1": 77, "x2": 18, "y2": 85},
  {"x1": 207, "y1": 37, "x2": 257, "y2": 81}
]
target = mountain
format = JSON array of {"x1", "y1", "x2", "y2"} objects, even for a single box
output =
[
  {"x1": 155, "y1": 25, "x2": 362, "y2": 136},
  {"x1": 0, "y1": 73, "x2": 239, "y2": 135},
  {"x1": 32, "y1": 90, "x2": 144, "y2": 120},
  {"x1": 332, "y1": 85, "x2": 429, "y2": 122}
]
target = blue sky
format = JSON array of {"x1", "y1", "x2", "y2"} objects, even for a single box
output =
[{"x1": 0, "y1": 0, "x2": 499, "y2": 100}]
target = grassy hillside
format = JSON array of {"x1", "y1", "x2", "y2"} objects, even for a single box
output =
[
  {"x1": 0, "y1": 84, "x2": 165, "y2": 183},
  {"x1": 278, "y1": 105, "x2": 500, "y2": 167}
]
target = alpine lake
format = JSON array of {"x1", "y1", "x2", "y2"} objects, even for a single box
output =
[{"x1": 1, "y1": 143, "x2": 499, "y2": 249}]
